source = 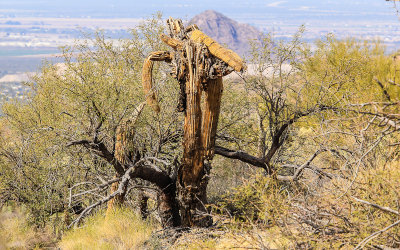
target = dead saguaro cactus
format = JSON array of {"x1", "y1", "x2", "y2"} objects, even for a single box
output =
[
  {"x1": 142, "y1": 18, "x2": 245, "y2": 227},
  {"x1": 106, "y1": 103, "x2": 145, "y2": 215}
]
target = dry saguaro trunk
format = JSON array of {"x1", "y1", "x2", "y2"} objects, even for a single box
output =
[
  {"x1": 106, "y1": 103, "x2": 145, "y2": 215},
  {"x1": 143, "y1": 18, "x2": 245, "y2": 227}
]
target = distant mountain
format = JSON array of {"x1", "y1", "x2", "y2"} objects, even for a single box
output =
[{"x1": 189, "y1": 10, "x2": 263, "y2": 56}]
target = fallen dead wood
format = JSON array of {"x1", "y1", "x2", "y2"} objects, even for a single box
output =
[{"x1": 351, "y1": 196, "x2": 400, "y2": 216}]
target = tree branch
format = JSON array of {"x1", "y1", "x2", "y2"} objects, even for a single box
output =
[
  {"x1": 215, "y1": 146, "x2": 330, "y2": 182},
  {"x1": 277, "y1": 149, "x2": 327, "y2": 181},
  {"x1": 69, "y1": 157, "x2": 174, "y2": 228},
  {"x1": 67, "y1": 137, "x2": 174, "y2": 190},
  {"x1": 379, "y1": 117, "x2": 400, "y2": 130},
  {"x1": 68, "y1": 177, "x2": 121, "y2": 207},
  {"x1": 351, "y1": 196, "x2": 400, "y2": 216},
  {"x1": 355, "y1": 219, "x2": 400, "y2": 249},
  {"x1": 281, "y1": 164, "x2": 333, "y2": 179},
  {"x1": 67, "y1": 139, "x2": 125, "y2": 175},
  {"x1": 265, "y1": 105, "x2": 335, "y2": 164},
  {"x1": 374, "y1": 78, "x2": 392, "y2": 102},
  {"x1": 128, "y1": 161, "x2": 174, "y2": 190},
  {"x1": 214, "y1": 145, "x2": 268, "y2": 170}
]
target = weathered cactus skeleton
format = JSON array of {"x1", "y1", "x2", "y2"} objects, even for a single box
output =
[
  {"x1": 142, "y1": 18, "x2": 245, "y2": 226},
  {"x1": 106, "y1": 103, "x2": 145, "y2": 214},
  {"x1": 143, "y1": 19, "x2": 245, "y2": 113}
]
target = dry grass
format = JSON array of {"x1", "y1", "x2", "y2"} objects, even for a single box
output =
[
  {"x1": 169, "y1": 226, "x2": 292, "y2": 249},
  {"x1": 59, "y1": 208, "x2": 156, "y2": 250},
  {"x1": 2, "y1": 161, "x2": 400, "y2": 249},
  {"x1": 0, "y1": 206, "x2": 55, "y2": 249},
  {"x1": 285, "y1": 159, "x2": 400, "y2": 248}
]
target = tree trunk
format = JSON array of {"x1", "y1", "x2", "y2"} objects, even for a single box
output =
[
  {"x1": 158, "y1": 183, "x2": 181, "y2": 227},
  {"x1": 139, "y1": 192, "x2": 149, "y2": 219},
  {"x1": 177, "y1": 73, "x2": 223, "y2": 227}
]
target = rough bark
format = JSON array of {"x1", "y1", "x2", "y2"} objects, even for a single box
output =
[
  {"x1": 105, "y1": 125, "x2": 130, "y2": 215},
  {"x1": 176, "y1": 43, "x2": 206, "y2": 227},
  {"x1": 176, "y1": 46, "x2": 225, "y2": 227},
  {"x1": 105, "y1": 177, "x2": 128, "y2": 216},
  {"x1": 157, "y1": 184, "x2": 181, "y2": 227},
  {"x1": 202, "y1": 77, "x2": 224, "y2": 159},
  {"x1": 142, "y1": 51, "x2": 172, "y2": 113},
  {"x1": 128, "y1": 162, "x2": 180, "y2": 227}
]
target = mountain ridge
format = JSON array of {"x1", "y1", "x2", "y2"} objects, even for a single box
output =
[{"x1": 189, "y1": 10, "x2": 263, "y2": 56}]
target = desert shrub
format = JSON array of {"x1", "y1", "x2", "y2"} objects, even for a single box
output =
[
  {"x1": 0, "y1": 13, "x2": 180, "y2": 229},
  {"x1": 345, "y1": 161, "x2": 400, "y2": 248},
  {"x1": 287, "y1": 160, "x2": 400, "y2": 248},
  {"x1": 207, "y1": 156, "x2": 257, "y2": 203},
  {"x1": 215, "y1": 174, "x2": 292, "y2": 226}
]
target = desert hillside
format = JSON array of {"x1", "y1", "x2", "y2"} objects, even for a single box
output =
[{"x1": 189, "y1": 10, "x2": 263, "y2": 56}]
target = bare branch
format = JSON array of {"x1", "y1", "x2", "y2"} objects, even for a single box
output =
[
  {"x1": 66, "y1": 140, "x2": 91, "y2": 147},
  {"x1": 374, "y1": 78, "x2": 392, "y2": 102},
  {"x1": 67, "y1": 139, "x2": 125, "y2": 176},
  {"x1": 68, "y1": 177, "x2": 121, "y2": 207},
  {"x1": 351, "y1": 196, "x2": 400, "y2": 216},
  {"x1": 265, "y1": 105, "x2": 336, "y2": 164},
  {"x1": 355, "y1": 219, "x2": 400, "y2": 249},
  {"x1": 70, "y1": 157, "x2": 173, "y2": 227},
  {"x1": 285, "y1": 161, "x2": 336, "y2": 177},
  {"x1": 379, "y1": 117, "x2": 400, "y2": 130},
  {"x1": 277, "y1": 149, "x2": 327, "y2": 181}
]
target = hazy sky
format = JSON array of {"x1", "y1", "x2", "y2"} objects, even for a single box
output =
[{"x1": 1, "y1": 0, "x2": 397, "y2": 20}]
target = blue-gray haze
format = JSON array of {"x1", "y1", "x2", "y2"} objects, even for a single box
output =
[{"x1": 1, "y1": 0, "x2": 398, "y2": 23}]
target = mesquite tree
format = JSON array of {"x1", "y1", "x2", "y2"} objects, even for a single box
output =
[{"x1": 55, "y1": 17, "x2": 245, "y2": 228}]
